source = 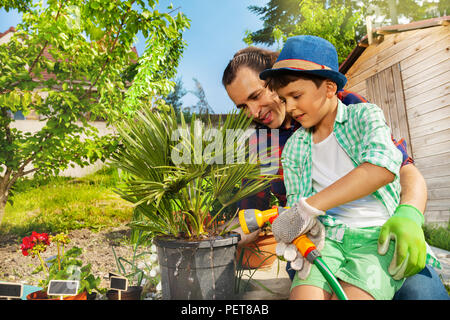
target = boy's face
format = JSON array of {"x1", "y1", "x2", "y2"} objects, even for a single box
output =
[
  {"x1": 226, "y1": 67, "x2": 287, "y2": 129},
  {"x1": 276, "y1": 77, "x2": 336, "y2": 129}
]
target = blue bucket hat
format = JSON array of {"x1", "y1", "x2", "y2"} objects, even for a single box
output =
[{"x1": 259, "y1": 35, "x2": 347, "y2": 91}]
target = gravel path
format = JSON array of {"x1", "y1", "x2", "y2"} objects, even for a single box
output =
[{"x1": 431, "y1": 246, "x2": 450, "y2": 286}]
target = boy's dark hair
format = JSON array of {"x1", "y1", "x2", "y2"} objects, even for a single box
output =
[
  {"x1": 265, "y1": 71, "x2": 328, "y2": 92},
  {"x1": 222, "y1": 47, "x2": 279, "y2": 87}
]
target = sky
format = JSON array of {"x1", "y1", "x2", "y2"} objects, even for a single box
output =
[{"x1": 0, "y1": 0, "x2": 273, "y2": 114}]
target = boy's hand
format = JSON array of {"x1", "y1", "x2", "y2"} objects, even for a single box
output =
[
  {"x1": 378, "y1": 204, "x2": 427, "y2": 280},
  {"x1": 272, "y1": 197, "x2": 324, "y2": 243},
  {"x1": 275, "y1": 221, "x2": 325, "y2": 280}
]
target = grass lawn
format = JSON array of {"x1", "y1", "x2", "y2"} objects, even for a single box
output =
[
  {"x1": 0, "y1": 166, "x2": 134, "y2": 237},
  {"x1": 423, "y1": 222, "x2": 450, "y2": 252}
]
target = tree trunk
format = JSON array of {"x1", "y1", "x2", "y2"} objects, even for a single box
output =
[
  {"x1": 388, "y1": 0, "x2": 399, "y2": 25},
  {"x1": 0, "y1": 192, "x2": 7, "y2": 225},
  {"x1": 0, "y1": 180, "x2": 10, "y2": 225}
]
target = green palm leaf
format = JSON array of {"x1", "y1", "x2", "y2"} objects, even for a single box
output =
[{"x1": 112, "y1": 103, "x2": 277, "y2": 239}]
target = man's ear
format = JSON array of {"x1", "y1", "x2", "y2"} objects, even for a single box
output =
[{"x1": 325, "y1": 80, "x2": 338, "y2": 98}]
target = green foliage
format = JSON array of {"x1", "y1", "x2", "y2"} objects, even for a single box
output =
[
  {"x1": 245, "y1": 0, "x2": 447, "y2": 63},
  {"x1": 124, "y1": 4, "x2": 190, "y2": 112},
  {"x1": 246, "y1": 0, "x2": 365, "y2": 64},
  {"x1": 33, "y1": 245, "x2": 104, "y2": 295},
  {"x1": 0, "y1": 0, "x2": 33, "y2": 12},
  {"x1": 423, "y1": 221, "x2": 450, "y2": 251},
  {"x1": 112, "y1": 231, "x2": 160, "y2": 289},
  {"x1": 290, "y1": 0, "x2": 362, "y2": 63},
  {"x1": 111, "y1": 104, "x2": 278, "y2": 239},
  {"x1": 370, "y1": 0, "x2": 449, "y2": 25},
  {"x1": 0, "y1": 0, "x2": 190, "y2": 221},
  {"x1": 247, "y1": 0, "x2": 305, "y2": 46}
]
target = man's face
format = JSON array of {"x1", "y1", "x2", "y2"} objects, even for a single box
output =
[{"x1": 226, "y1": 67, "x2": 286, "y2": 129}]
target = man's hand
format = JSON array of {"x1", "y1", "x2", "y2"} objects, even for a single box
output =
[{"x1": 378, "y1": 204, "x2": 427, "y2": 280}]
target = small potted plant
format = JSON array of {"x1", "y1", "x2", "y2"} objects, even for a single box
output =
[
  {"x1": 112, "y1": 104, "x2": 276, "y2": 299},
  {"x1": 22, "y1": 231, "x2": 103, "y2": 300},
  {"x1": 236, "y1": 224, "x2": 278, "y2": 269},
  {"x1": 106, "y1": 232, "x2": 161, "y2": 300}
]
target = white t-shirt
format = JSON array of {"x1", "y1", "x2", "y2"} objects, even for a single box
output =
[{"x1": 311, "y1": 132, "x2": 390, "y2": 228}]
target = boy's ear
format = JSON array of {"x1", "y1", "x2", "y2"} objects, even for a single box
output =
[{"x1": 325, "y1": 80, "x2": 338, "y2": 98}]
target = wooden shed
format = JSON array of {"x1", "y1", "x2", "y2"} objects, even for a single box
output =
[{"x1": 339, "y1": 16, "x2": 450, "y2": 225}]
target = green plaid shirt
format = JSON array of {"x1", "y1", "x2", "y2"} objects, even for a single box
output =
[
  {"x1": 282, "y1": 100, "x2": 441, "y2": 269},
  {"x1": 282, "y1": 100, "x2": 402, "y2": 213}
]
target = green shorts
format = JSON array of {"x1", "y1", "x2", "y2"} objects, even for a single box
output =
[{"x1": 291, "y1": 226, "x2": 405, "y2": 300}]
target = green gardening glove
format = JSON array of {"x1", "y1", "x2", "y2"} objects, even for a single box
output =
[{"x1": 377, "y1": 204, "x2": 427, "y2": 280}]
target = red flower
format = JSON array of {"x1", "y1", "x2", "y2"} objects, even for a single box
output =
[
  {"x1": 21, "y1": 236, "x2": 35, "y2": 256},
  {"x1": 21, "y1": 232, "x2": 51, "y2": 256},
  {"x1": 32, "y1": 232, "x2": 50, "y2": 246}
]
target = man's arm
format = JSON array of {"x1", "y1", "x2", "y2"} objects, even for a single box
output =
[
  {"x1": 339, "y1": 91, "x2": 427, "y2": 213},
  {"x1": 399, "y1": 164, "x2": 427, "y2": 214}
]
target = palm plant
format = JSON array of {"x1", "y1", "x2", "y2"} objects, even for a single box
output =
[{"x1": 111, "y1": 103, "x2": 277, "y2": 240}]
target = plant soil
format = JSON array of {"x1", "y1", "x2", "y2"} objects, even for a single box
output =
[{"x1": 0, "y1": 226, "x2": 151, "y2": 291}]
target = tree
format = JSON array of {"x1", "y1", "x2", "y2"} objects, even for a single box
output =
[
  {"x1": 245, "y1": 0, "x2": 367, "y2": 64},
  {"x1": 245, "y1": 0, "x2": 304, "y2": 46},
  {"x1": 287, "y1": 0, "x2": 364, "y2": 63},
  {"x1": 164, "y1": 76, "x2": 193, "y2": 124},
  {"x1": 164, "y1": 77, "x2": 187, "y2": 114},
  {"x1": 0, "y1": 0, "x2": 190, "y2": 223},
  {"x1": 189, "y1": 78, "x2": 214, "y2": 115},
  {"x1": 370, "y1": 0, "x2": 448, "y2": 25},
  {"x1": 245, "y1": 0, "x2": 447, "y2": 63}
]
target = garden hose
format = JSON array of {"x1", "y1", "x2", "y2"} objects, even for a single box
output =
[
  {"x1": 314, "y1": 256, "x2": 348, "y2": 300},
  {"x1": 293, "y1": 234, "x2": 348, "y2": 300},
  {"x1": 239, "y1": 207, "x2": 348, "y2": 300}
]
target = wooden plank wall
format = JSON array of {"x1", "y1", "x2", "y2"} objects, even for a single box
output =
[
  {"x1": 366, "y1": 64, "x2": 412, "y2": 156},
  {"x1": 344, "y1": 24, "x2": 450, "y2": 225}
]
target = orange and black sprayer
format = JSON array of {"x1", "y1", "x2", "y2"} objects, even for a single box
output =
[{"x1": 238, "y1": 207, "x2": 348, "y2": 300}]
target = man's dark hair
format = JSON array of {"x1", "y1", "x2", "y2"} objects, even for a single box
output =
[{"x1": 222, "y1": 47, "x2": 279, "y2": 87}]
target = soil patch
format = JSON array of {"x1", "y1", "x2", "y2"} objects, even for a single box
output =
[{"x1": 0, "y1": 226, "x2": 149, "y2": 290}]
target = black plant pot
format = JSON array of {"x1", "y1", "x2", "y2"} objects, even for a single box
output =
[
  {"x1": 154, "y1": 233, "x2": 240, "y2": 300},
  {"x1": 87, "y1": 292, "x2": 97, "y2": 300},
  {"x1": 106, "y1": 286, "x2": 143, "y2": 300}
]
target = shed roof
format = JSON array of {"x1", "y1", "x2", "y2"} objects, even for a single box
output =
[{"x1": 339, "y1": 16, "x2": 450, "y2": 74}]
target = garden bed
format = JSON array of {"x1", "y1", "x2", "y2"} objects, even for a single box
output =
[{"x1": 0, "y1": 226, "x2": 160, "y2": 299}]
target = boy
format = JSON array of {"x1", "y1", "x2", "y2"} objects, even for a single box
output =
[{"x1": 260, "y1": 35, "x2": 427, "y2": 300}]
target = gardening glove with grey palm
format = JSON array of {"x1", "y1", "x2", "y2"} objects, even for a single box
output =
[
  {"x1": 272, "y1": 197, "x2": 326, "y2": 279},
  {"x1": 378, "y1": 204, "x2": 427, "y2": 280},
  {"x1": 272, "y1": 197, "x2": 325, "y2": 244}
]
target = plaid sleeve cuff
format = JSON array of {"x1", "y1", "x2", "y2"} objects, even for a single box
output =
[{"x1": 358, "y1": 105, "x2": 403, "y2": 176}]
